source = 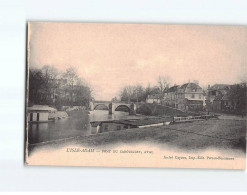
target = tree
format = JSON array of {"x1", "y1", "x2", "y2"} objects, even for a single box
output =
[
  {"x1": 228, "y1": 83, "x2": 247, "y2": 114},
  {"x1": 28, "y1": 65, "x2": 92, "y2": 109},
  {"x1": 134, "y1": 85, "x2": 145, "y2": 102},
  {"x1": 63, "y1": 67, "x2": 79, "y2": 105},
  {"x1": 112, "y1": 97, "x2": 118, "y2": 102},
  {"x1": 74, "y1": 85, "x2": 92, "y2": 107},
  {"x1": 41, "y1": 65, "x2": 60, "y2": 104},
  {"x1": 144, "y1": 83, "x2": 156, "y2": 100},
  {"x1": 41, "y1": 65, "x2": 59, "y2": 80},
  {"x1": 157, "y1": 76, "x2": 170, "y2": 94},
  {"x1": 119, "y1": 85, "x2": 146, "y2": 103},
  {"x1": 120, "y1": 87, "x2": 130, "y2": 102},
  {"x1": 28, "y1": 68, "x2": 51, "y2": 105}
]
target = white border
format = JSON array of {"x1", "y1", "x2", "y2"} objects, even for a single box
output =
[{"x1": 0, "y1": 0, "x2": 247, "y2": 192}]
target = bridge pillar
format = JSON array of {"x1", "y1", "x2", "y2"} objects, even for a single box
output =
[
  {"x1": 129, "y1": 103, "x2": 136, "y2": 115},
  {"x1": 89, "y1": 102, "x2": 94, "y2": 111},
  {"x1": 109, "y1": 103, "x2": 115, "y2": 115}
]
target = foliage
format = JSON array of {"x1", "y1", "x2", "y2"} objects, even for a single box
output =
[
  {"x1": 228, "y1": 83, "x2": 247, "y2": 113},
  {"x1": 28, "y1": 65, "x2": 92, "y2": 110},
  {"x1": 119, "y1": 76, "x2": 170, "y2": 103},
  {"x1": 119, "y1": 85, "x2": 147, "y2": 102}
]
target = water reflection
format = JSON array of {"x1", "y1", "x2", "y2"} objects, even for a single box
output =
[{"x1": 28, "y1": 110, "x2": 141, "y2": 144}]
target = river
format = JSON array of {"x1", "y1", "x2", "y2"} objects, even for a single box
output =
[{"x1": 28, "y1": 110, "x2": 142, "y2": 144}]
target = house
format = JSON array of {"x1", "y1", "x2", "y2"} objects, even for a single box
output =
[
  {"x1": 221, "y1": 93, "x2": 233, "y2": 112},
  {"x1": 176, "y1": 82, "x2": 204, "y2": 111},
  {"x1": 146, "y1": 94, "x2": 164, "y2": 104},
  {"x1": 202, "y1": 91, "x2": 207, "y2": 107},
  {"x1": 27, "y1": 105, "x2": 57, "y2": 123},
  {"x1": 163, "y1": 85, "x2": 180, "y2": 107},
  {"x1": 206, "y1": 84, "x2": 231, "y2": 112},
  {"x1": 207, "y1": 84, "x2": 230, "y2": 102}
]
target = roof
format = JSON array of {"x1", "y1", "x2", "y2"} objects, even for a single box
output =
[
  {"x1": 168, "y1": 85, "x2": 179, "y2": 92},
  {"x1": 180, "y1": 82, "x2": 202, "y2": 91},
  {"x1": 28, "y1": 105, "x2": 57, "y2": 112},
  {"x1": 180, "y1": 83, "x2": 190, "y2": 89},
  {"x1": 209, "y1": 84, "x2": 230, "y2": 91},
  {"x1": 147, "y1": 94, "x2": 164, "y2": 99}
]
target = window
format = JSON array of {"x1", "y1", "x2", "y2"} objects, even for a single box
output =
[
  {"x1": 199, "y1": 95, "x2": 201, "y2": 99},
  {"x1": 117, "y1": 125, "x2": 121, "y2": 130},
  {"x1": 30, "y1": 113, "x2": 33, "y2": 121},
  {"x1": 104, "y1": 125, "x2": 108, "y2": 132},
  {"x1": 191, "y1": 94, "x2": 195, "y2": 98}
]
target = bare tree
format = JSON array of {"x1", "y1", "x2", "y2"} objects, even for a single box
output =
[
  {"x1": 125, "y1": 86, "x2": 133, "y2": 103},
  {"x1": 40, "y1": 65, "x2": 61, "y2": 104},
  {"x1": 157, "y1": 75, "x2": 170, "y2": 94},
  {"x1": 63, "y1": 67, "x2": 79, "y2": 104},
  {"x1": 41, "y1": 65, "x2": 59, "y2": 80}
]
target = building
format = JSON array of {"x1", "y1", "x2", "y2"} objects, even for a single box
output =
[
  {"x1": 27, "y1": 105, "x2": 57, "y2": 123},
  {"x1": 146, "y1": 82, "x2": 205, "y2": 112},
  {"x1": 163, "y1": 85, "x2": 180, "y2": 107},
  {"x1": 146, "y1": 94, "x2": 164, "y2": 104},
  {"x1": 206, "y1": 84, "x2": 231, "y2": 112},
  {"x1": 176, "y1": 82, "x2": 204, "y2": 111}
]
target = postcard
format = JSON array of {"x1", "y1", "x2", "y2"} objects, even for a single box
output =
[{"x1": 25, "y1": 22, "x2": 246, "y2": 169}]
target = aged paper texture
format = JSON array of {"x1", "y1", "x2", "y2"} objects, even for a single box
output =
[{"x1": 25, "y1": 22, "x2": 247, "y2": 169}]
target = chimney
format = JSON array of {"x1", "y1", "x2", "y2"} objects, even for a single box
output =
[{"x1": 193, "y1": 80, "x2": 199, "y2": 85}]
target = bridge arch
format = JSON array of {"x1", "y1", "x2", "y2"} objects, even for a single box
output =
[
  {"x1": 115, "y1": 105, "x2": 131, "y2": 113},
  {"x1": 90, "y1": 101, "x2": 136, "y2": 115},
  {"x1": 94, "y1": 104, "x2": 109, "y2": 110}
]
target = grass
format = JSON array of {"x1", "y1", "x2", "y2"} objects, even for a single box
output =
[{"x1": 29, "y1": 119, "x2": 246, "y2": 156}]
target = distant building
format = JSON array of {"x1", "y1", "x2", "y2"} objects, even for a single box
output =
[
  {"x1": 163, "y1": 85, "x2": 180, "y2": 107},
  {"x1": 176, "y1": 82, "x2": 204, "y2": 111},
  {"x1": 146, "y1": 94, "x2": 164, "y2": 104},
  {"x1": 206, "y1": 84, "x2": 233, "y2": 112},
  {"x1": 162, "y1": 82, "x2": 204, "y2": 111},
  {"x1": 202, "y1": 91, "x2": 207, "y2": 107},
  {"x1": 27, "y1": 105, "x2": 57, "y2": 123}
]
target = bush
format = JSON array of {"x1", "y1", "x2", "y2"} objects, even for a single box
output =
[{"x1": 136, "y1": 105, "x2": 152, "y2": 115}]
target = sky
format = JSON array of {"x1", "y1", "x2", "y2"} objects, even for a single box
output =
[{"x1": 28, "y1": 22, "x2": 247, "y2": 100}]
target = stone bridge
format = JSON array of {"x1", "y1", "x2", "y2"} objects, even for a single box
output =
[{"x1": 89, "y1": 101, "x2": 136, "y2": 115}]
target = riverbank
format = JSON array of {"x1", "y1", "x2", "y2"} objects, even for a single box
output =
[
  {"x1": 28, "y1": 119, "x2": 246, "y2": 157},
  {"x1": 136, "y1": 103, "x2": 203, "y2": 117}
]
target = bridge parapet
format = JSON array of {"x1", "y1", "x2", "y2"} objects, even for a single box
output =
[{"x1": 90, "y1": 101, "x2": 136, "y2": 115}]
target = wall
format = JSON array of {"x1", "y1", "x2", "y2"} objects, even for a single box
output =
[
  {"x1": 99, "y1": 123, "x2": 131, "y2": 133},
  {"x1": 28, "y1": 112, "x2": 49, "y2": 122}
]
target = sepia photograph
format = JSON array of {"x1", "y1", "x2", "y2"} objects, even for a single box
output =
[{"x1": 25, "y1": 22, "x2": 247, "y2": 169}]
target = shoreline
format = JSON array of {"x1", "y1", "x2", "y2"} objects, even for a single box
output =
[{"x1": 28, "y1": 119, "x2": 246, "y2": 158}]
